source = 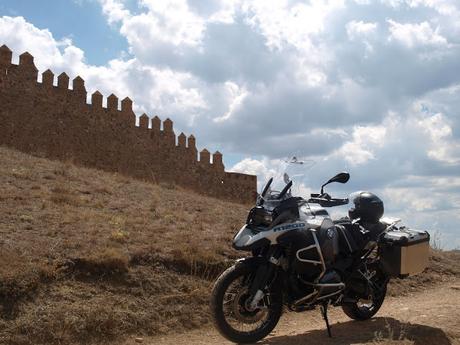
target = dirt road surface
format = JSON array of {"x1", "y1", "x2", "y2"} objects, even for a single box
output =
[{"x1": 123, "y1": 279, "x2": 460, "y2": 345}]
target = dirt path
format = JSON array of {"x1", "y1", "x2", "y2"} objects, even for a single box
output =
[{"x1": 122, "y1": 279, "x2": 460, "y2": 345}]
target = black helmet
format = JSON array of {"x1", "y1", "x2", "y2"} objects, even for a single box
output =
[{"x1": 348, "y1": 191, "x2": 384, "y2": 223}]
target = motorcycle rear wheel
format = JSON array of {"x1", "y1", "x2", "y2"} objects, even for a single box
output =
[
  {"x1": 210, "y1": 262, "x2": 283, "y2": 344},
  {"x1": 342, "y1": 274, "x2": 387, "y2": 320}
]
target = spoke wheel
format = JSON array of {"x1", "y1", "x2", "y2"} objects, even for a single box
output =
[{"x1": 211, "y1": 262, "x2": 283, "y2": 343}]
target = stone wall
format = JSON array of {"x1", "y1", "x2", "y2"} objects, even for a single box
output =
[{"x1": 0, "y1": 45, "x2": 257, "y2": 204}]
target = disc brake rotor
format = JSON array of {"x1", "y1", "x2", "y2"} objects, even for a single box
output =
[{"x1": 231, "y1": 287, "x2": 267, "y2": 324}]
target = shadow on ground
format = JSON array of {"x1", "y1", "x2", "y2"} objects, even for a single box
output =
[{"x1": 260, "y1": 317, "x2": 453, "y2": 345}]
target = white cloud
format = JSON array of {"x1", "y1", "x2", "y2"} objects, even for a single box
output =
[
  {"x1": 417, "y1": 112, "x2": 460, "y2": 164},
  {"x1": 99, "y1": 0, "x2": 130, "y2": 24},
  {"x1": 381, "y1": 0, "x2": 406, "y2": 7},
  {"x1": 231, "y1": 157, "x2": 276, "y2": 177},
  {"x1": 0, "y1": 16, "x2": 86, "y2": 75},
  {"x1": 392, "y1": 0, "x2": 458, "y2": 16},
  {"x1": 334, "y1": 123, "x2": 387, "y2": 165},
  {"x1": 213, "y1": 82, "x2": 248, "y2": 122},
  {"x1": 245, "y1": 0, "x2": 345, "y2": 53},
  {"x1": 346, "y1": 20, "x2": 378, "y2": 56},
  {"x1": 231, "y1": 157, "x2": 283, "y2": 190},
  {"x1": 346, "y1": 20, "x2": 378, "y2": 40},
  {"x1": 123, "y1": 0, "x2": 205, "y2": 46},
  {"x1": 387, "y1": 20, "x2": 448, "y2": 48}
]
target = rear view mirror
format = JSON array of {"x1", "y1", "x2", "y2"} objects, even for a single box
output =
[
  {"x1": 283, "y1": 173, "x2": 291, "y2": 184},
  {"x1": 327, "y1": 172, "x2": 350, "y2": 184},
  {"x1": 321, "y1": 172, "x2": 350, "y2": 194}
]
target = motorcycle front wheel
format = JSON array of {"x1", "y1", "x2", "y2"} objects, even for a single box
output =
[{"x1": 210, "y1": 262, "x2": 283, "y2": 344}]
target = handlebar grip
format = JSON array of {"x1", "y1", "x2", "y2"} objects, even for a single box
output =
[
  {"x1": 308, "y1": 197, "x2": 348, "y2": 207},
  {"x1": 328, "y1": 198, "x2": 349, "y2": 206}
]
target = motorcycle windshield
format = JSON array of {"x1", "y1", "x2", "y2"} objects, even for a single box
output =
[
  {"x1": 283, "y1": 157, "x2": 315, "y2": 198},
  {"x1": 260, "y1": 156, "x2": 315, "y2": 200}
]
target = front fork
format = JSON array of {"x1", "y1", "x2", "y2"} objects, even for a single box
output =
[{"x1": 247, "y1": 247, "x2": 283, "y2": 310}]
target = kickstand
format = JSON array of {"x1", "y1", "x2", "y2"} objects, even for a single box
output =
[{"x1": 320, "y1": 302, "x2": 332, "y2": 338}]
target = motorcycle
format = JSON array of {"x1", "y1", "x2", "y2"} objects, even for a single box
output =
[{"x1": 210, "y1": 170, "x2": 430, "y2": 343}]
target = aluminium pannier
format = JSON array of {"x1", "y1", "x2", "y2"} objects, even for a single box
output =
[{"x1": 379, "y1": 228, "x2": 430, "y2": 278}]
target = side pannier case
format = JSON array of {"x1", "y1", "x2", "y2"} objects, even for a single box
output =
[{"x1": 379, "y1": 228, "x2": 430, "y2": 278}]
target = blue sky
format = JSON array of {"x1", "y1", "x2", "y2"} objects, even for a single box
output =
[
  {"x1": 1, "y1": 0, "x2": 459, "y2": 248},
  {"x1": 0, "y1": 0, "x2": 127, "y2": 65}
]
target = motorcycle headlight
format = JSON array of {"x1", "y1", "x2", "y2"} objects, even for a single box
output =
[{"x1": 247, "y1": 206, "x2": 272, "y2": 226}]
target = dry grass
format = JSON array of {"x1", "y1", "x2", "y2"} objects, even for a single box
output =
[
  {"x1": 0, "y1": 146, "x2": 245, "y2": 266},
  {"x1": 370, "y1": 318, "x2": 413, "y2": 344},
  {"x1": 0, "y1": 249, "x2": 54, "y2": 319},
  {"x1": 0, "y1": 146, "x2": 459, "y2": 345},
  {"x1": 0, "y1": 146, "x2": 247, "y2": 345}
]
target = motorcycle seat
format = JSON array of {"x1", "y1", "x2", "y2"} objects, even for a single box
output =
[{"x1": 361, "y1": 221, "x2": 387, "y2": 241}]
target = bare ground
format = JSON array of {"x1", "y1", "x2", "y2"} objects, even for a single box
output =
[{"x1": 132, "y1": 278, "x2": 460, "y2": 345}]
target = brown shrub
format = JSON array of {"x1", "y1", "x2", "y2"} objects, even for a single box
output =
[
  {"x1": 49, "y1": 185, "x2": 81, "y2": 206},
  {"x1": 110, "y1": 230, "x2": 130, "y2": 243},
  {"x1": 0, "y1": 250, "x2": 54, "y2": 318}
]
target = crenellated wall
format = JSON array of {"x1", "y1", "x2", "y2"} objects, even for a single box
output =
[{"x1": 0, "y1": 45, "x2": 257, "y2": 204}]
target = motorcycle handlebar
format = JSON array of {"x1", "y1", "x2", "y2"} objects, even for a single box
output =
[{"x1": 307, "y1": 197, "x2": 349, "y2": 207}]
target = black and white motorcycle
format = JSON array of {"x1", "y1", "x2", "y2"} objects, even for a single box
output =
[{"x1": 210, "y1": 170, "x2": 430, "y2": 343}]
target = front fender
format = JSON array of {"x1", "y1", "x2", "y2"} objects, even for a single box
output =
[{"x1": 233, "y1": 225, "x2": 270, "y2": 251}]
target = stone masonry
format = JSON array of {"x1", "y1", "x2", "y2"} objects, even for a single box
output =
[{"x1": 0, "y1": 45, "x2": 257, "y2": 203}]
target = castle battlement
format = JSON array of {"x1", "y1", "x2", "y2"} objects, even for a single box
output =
[{"x1": 0, "y1": 45, "x2": 256, "y2": 203}]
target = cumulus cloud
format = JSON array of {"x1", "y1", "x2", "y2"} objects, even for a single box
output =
[
  {"x1": 417, "y1": 112, "x2": 460, "y2": 164},
  {"x1": 231, "y1": 157, "x2": 281, "y2": 184},
  {"x1": 387, "y1": 20, "x2": 447, "y2": 48},
  {"x1": 213, "y1": 81, "x2": 248, "y2": 122},
  {"x1": 99, "y1": 0, "x2": 130, "y2": 24},
  {"x1": 346, "y1": 20, "x2": 378, "y2": 39},
  {"x1": 334, "y1": 124, "x2": 387, "y2": 166},
  {"x1": 0, "y1": 16, "x2": 86, "y2": 75}
]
